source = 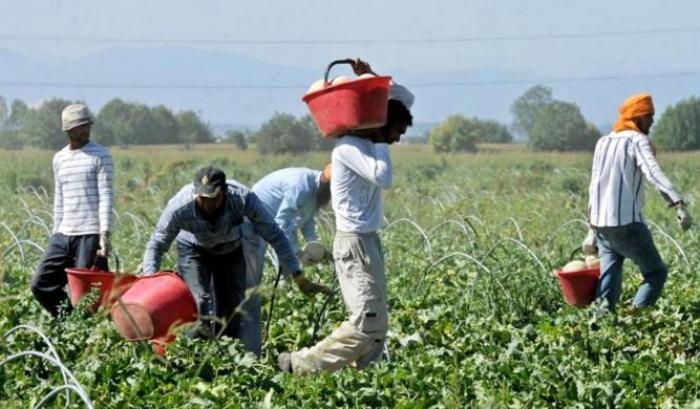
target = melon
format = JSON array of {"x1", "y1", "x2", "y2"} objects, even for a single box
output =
[
  {"x1": 562, "y1": 260, "x2": 587, "y2": 272},
  {"x1": 330, "y1": 75, "x2": 352, "y2": 86},
  {"x1": 585, "y1": 255, "x2": 600, "y2": 268},
  {"x1": 306, "y1": 79, "x2": 328, "y2": 94}
]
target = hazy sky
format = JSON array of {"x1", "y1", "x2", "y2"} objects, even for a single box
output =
[{"x1": 2, "y1": 0, "x2": 699, "y2": 75}]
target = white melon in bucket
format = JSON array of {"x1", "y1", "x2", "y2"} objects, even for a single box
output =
[
  {"x1": 307, "y1": 79, "x2": 328, "y2": 94},
  {"x1": 562, "y1": 260, "x2": 587, "y2": 272},
  {"x1": 585, "y1": 255, "x2": 600, "y2": 268},
  {"x1": 330, "y1": 75, "x2": 352, "y2": 86}
]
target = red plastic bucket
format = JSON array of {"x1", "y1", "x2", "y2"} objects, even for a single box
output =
[
  {"x1": 66, "y1": 268, "x2": 138, "y2": 311},
  {"x1": 111, "y1": 272, "x2": 197, "y2": 341},
  {"x1": 303, "y1": 75, "x2": 392, "y2": 138},
  {"x1": 556, "y1": 266, "x2": 601, "y2": 307}
]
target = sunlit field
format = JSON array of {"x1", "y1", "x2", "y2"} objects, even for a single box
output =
[{"x1": 1, "y1": 144, "x2": 699, "y2": 408}]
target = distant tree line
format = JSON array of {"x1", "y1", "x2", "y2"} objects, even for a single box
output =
[
  {"x1": 0, "y1": 96, "x2": 214, "y2": 149},
  {"x1": 427, "y1": 85, "x2": 700, "y2": 153},
  {"x1": 2, "y1": 91, "x2": 699, "y2": 153}
]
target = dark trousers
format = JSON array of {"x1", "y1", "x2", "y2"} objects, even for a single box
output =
[
  {"x1": 31, "y1": 233, "x2": 100, "y2": 316},
  {"x1": 177, "y1": 242, "x2": 247, "y2": 339}
]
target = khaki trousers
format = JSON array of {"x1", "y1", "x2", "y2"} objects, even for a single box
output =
[{"x1": 291, "y1": 231, "x2": 388, "y2": 375}]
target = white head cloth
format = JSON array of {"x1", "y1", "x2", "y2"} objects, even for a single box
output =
[{"x1": 389, "y1": 82, "x2": 414, "y2": 110}]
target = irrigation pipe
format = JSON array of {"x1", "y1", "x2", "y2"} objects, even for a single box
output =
[
  {"x1": 1, "y1": 351, "x2": 93, "y2": 409},
  {"x1": 381, "y1": 218, "x2": 433, "y2": 260}
]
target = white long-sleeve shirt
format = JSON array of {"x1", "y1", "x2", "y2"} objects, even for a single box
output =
[
  {"x1": 331, "y1": 135, "x2": 392, "y2": 233},
  {"x1": 52, "y1": 142, "x2": 114, "y2": 235},
  {"x1": 588, "y1": 130, "x2": 682, "y2": 227}
]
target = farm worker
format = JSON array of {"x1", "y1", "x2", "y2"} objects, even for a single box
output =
[
  {"x1": 278, "y1": 59, "x2": 414, "y2": 375},
  {"x1": 583, "y1": 93, "x2": 693, "y2": 311},
  {"x1": 142, "y1": 166, "x2": 330, "y2": 346},
  {"x1": 31, "y1": 104, "x2": 114, "y2": 317},
  {"x1": 240, "y1": 165, "x2": 333, "y2": 355}
]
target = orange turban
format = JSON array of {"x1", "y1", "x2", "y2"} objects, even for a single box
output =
[
  {"x1": 613, "y1": 93, "x2": 655, "y2": 133},
  {"x1": 321, "y1": 162, "x2": 332, "y2": 182}
]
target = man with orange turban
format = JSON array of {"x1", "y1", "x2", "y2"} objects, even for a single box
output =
[{"x1": 583, "y1": 93, "x2": 693, "y2": 311}]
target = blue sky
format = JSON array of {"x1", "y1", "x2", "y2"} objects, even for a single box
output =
[
  {"x1": 2, "y1": 0, "x2": 698, "y2": 74},
  {"x1": 1, "y1": 1, "x2": 699, "y2": 128}
]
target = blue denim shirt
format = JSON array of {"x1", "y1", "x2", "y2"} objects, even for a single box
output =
[
  {"x1": 252, "y1": 168, "x2": 322, "y2": 255},
  {"x1": 143, "y1": 180, "x2": 300, "y2": 275}
]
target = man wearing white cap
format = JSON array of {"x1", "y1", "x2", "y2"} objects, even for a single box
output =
[
  {"x1": 278, "y1": 59, "x2": 414, "y2": 375},
  {"x1": 31, "y1": 104, "x2": 114, "y2": 317}
]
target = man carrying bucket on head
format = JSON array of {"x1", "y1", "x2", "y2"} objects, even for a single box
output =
[
  {"x1": 278, "y1": 60, "x2": 414, "y2": 375},
  {"x1": 583, "y1": 93, "x2": 693, "y2": 311},
  {"x1": 31, "y1": 104, "x2": 114, "y2": 317},
  {"x1": 239, "y1": 165, "x2": 333, "y2": 356},
  {"x1": 142, "y1": 167, "x2": 331, "y2": 346}
]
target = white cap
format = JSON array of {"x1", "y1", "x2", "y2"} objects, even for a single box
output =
[
  {"x1": 389, "y1": 82, "x2": 415, "y2": 110},
  {"x1": 62, "y1": 104, "x2": 93, "y2": 131}
]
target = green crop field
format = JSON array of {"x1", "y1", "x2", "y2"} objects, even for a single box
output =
[{"x1": 1, "y1": 144, "x2": 699, "y2": 408}]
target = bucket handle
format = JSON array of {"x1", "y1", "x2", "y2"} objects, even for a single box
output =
[{"x1": 323, "y1": 58, "x2": 380, "y2": 83}]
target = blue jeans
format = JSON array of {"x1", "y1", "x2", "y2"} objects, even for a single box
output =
[
  {"x1": 595, "y1": 222, "x2": 668, "y2": 311},
  {"x1": 239, "y1": 235, "x2": 266, "y2": 356},
  {"x1": 31, "y1": 233, "x2": 102, "y2": 317},
  {"x1": 177, "y1": 242, "x2": 247, "y2": 340}
]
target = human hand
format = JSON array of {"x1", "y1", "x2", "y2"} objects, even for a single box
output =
[
  {"x1": 293, "y1": 274, "x2": 333, "y2": 297},
  {"x1": 581, "y1": 229, "x2": 598, "y2": 255},
  {"x1": 677, "y1": 206, "x2": 693, "y2": 231},
  {"x1": 97, "y1": 231, "x2": 111, "y2": 257}
]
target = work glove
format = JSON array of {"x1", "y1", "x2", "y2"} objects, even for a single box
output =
[
  {"x1": 581, "y1": 229, "x2": 598, "y2": 256},
  {"x1": 97, "y1": 231, "x2": 111, "y2": 258},
  {"x1": 300, "y1": 242, "x2": 332, "y2": 266},
  {"x1": 293, "y1": 274, "x2": 333, "y2": 297},
  {"x1": 677, "y1": 206, "x2": 693, "y2": 231}
]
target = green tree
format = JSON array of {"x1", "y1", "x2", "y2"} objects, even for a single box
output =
[
  {"x1": 0, "y1": 96, "x2": 7, "y2": 126},
  {"x1": 7, "y1": 100, "x2": 30, "y2": 130},
  {"x1": 428, "y1": 115, "x2": 478, "y2": 153},
  {"x1": 177, "y1": 110, "x2": 213, "y2": 146},
  {"x1": 149, "y1": 105, "x2": 181, "y2": 144},
  {"x1": 224, "y1": 129, "x2": 248, "y2": 150},
  {"x1": 472, "y1": 119, "x2": 513, "y2": 143},
  {"x1": 653, "y1": 96, "x2": 700, "y2": 151},
  {"x1": 0, "y1": 99, "x2": 30, "y2": 149},
  {"x1": 528, "y1": 101, "x2": 599, "y2": 151},
  {"x1": 254, "y1": 112, "x2": 316, "y2": 155},
  {"x1": 511, "y1": 85, "x2": 553, "y2": 138},
  {"x1": 24, "y1": 98, "x2": 76, "y2": 150},
  {"x1": 300, "y1": 114, "x2": 334, "y2": 151}
]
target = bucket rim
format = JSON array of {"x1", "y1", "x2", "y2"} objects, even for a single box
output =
[
  {"x1": 555, "y1": 267, "x2": 600, "y2": 278},
  {"x1": 302, "y1": 75, "x2": 392, "y2": 103}
]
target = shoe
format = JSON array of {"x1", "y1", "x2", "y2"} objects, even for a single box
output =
[{"x1": 277, "y1": 352, "x2": 293, "y2": 373}]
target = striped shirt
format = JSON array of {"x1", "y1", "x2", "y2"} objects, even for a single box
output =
[
  {"x1": 52, "y1": 142, "x2": 114, "y2": 235},
  {"x1": 332, "y1": 135, "x2": 392, "y2": 233},
  {"x1": 588, "y1": 130, "x2": 683, "y2": 227},
  {"x1": 252, "y1": 168, "x2": 322, "y2": 255},
  {"x1": 143, "y1": 180, "x2": 300, "y2": 275}
]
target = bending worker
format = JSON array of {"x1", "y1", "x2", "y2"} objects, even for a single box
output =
[
  {"x1": 583, "y1": 93, "x2": 693, "y2": 311},
  {"x1": 142, "y1": 167, "x2": 329, "y2": 346},
  {"x1": 32, "y1": 104, "x2": 113, "y2": 317},
  {"x1": 278, "y1": 60, "x2": 414, "y2": 375},
  {"x1": 240, "y1": 165, "x2": 333, "y2": 355}
]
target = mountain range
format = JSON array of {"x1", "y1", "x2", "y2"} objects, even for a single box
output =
[{"x1": 1, "y1": 46, "x2": 697, "y2": 137}]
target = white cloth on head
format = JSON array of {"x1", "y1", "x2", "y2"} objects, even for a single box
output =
[{"x1": 389, "y1": 82, "x2": 414, "y2": 110}]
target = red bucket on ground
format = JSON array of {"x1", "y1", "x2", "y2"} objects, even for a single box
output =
[
  {"x1": 303, "y1": 75, "x2": 392, "y2": 138},
  {"x1": 111, "y1": 272, "x2": 197, "y2": 341},
  {"x1": 556, "y1": 267, "x2": 601, "y2": 307},
  {"x1": 66, "y1": 268, "x2": 138, "y2": 311}
]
